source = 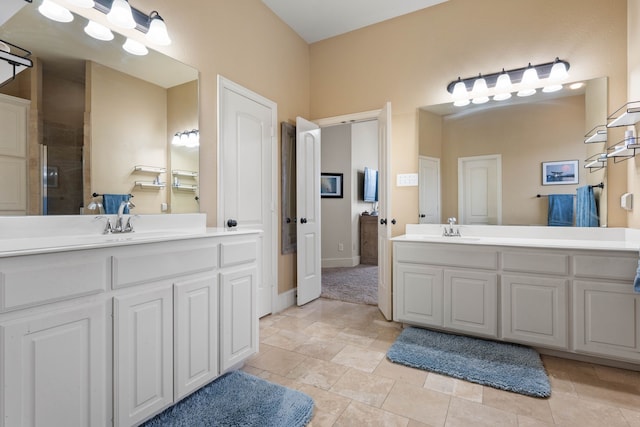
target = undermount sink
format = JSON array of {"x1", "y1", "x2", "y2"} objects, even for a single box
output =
[{"x1": 419, "y1": 236, "x2": 481, "y2": 243}]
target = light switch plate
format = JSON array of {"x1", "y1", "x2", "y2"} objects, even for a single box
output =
[{"x1": 397, "y1": 173, "x2": 419, "y2": 187}]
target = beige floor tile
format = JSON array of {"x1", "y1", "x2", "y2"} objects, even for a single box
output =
[
  {"x1": 334, "y1": 401, "x2": 409, "y2": 427},
  {"x1": 287, "y1": 357, "x2": 349, "y2": 390},
  {"x1": 298, "y1": 383, "x2": 351, "y2": 417},
  {"x1": 407, "y1": 420, "x2": 432, "y2": 427},
  {"x1": 261, "y1": 328, "x2": 310, "y2": 350},
  {"x1": 570, "y1": 371, "x2": 640, "y2": 410},
  {"x1": 450, "y1": 379, "x2": 483, "y2": 403},
  {"x1": 245, "y1": 346, "x2": 306, "y2": 376},
  {"x1": 424, "y1": 373, "x2": 456, "y2": 394},
  {"x1": 445, "y1": 396, "x2": 517, "y2": 427},
  {"x1": 620, "y1": 408, "x2": 640, "y2": 427},
  {"x1": 258, "y1": 324, "x2": 279, "y2": 338},
  {"x1": 331, "y1": 345, "x2": 385, "y2": 373},
  {"x1": 517, "y1": 414, "x2": 554, "y2": 427},
  {"x1": 548, "y1": 392, "x2": 629, "y2": 427},
  {"x1": 593, "y1": 364, "x2": 640, "y2": 386},
  {"x1": 373, "y1": 357, "x2": 428, "y2": 386},
  {"x1": 546, "y1": 370, "x2": 577, "y2": 396},
  {"x1": 335, "y1": 329, "x2": 378, "y2": 347},
  {"x1": 304, "y1": 321, "x2": 345, "y2": 339},
  {"x1": 368, "y1": 338, "x2": 395, "y2": 353},
  {"x1": 309, "y1": 409, "x2": 339, "y2": 427},
  {"x1": 330, "y1": 368, "x2": 395, "y2": 407},
  {"x1": 272, "y1": 315, "x2": 317, "y2": 332},
  {"x1": 382, "y1": 381, "x2": 451, "y2": 426},
  {"x1": 482, "y1": 386, "x2": 553, "y2": 424},
  {"x1": 295, "y1": 336, "x2": 347, "y2": 361}
]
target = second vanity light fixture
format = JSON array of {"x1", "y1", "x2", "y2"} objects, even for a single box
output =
[
  {"x1": 34, "y1": 0, "x2": 171, "y2": 57},
  {"x1": 172, "y1": 130, "x2": 200, "y2": 148},
  {"x1": 447, "y1": 58, "x2": 570, "y2": 107}
]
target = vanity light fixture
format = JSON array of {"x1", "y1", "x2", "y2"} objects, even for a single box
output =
[
  {"x1": 107, "y1": 0, "x2": 136, "y2": 29},
  {"x1": 38, "y1": 0, "x2": 74, "y2": 23},
  {"x1": 471, "y1": 74, "x2": 489, "y2": 105},
  {"x1": 172, "y1": 130, "x2": 200, "y2": 147},
  {"x1": 122, "y1": 38, "x2": 148, "y2": 56},
  {"x1": 84, "y1": 20, "x2": 114, "y2": 41},
  {"x1": 446, "y1": 58, "x2": 570, "y2": 107}
]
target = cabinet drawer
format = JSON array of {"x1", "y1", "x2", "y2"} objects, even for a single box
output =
[
  {"x1": 113, "y1": 240, "x2": 218, "y2": 289},
  {"x1": 220, "y1": 240, "x2": 257, "y2": 268},
  {"x1": 0, "y1": 250, "x2": 109, "y2": 312},
  {"x1": 573, "y1": 254, "x2": 637, "y2": 281},
  {"x1": 394, "y1": 242, "x2": 497, "y2": 270},
  {"x1": 502, "y1": 251, "x2": 569, "y2": 275}
]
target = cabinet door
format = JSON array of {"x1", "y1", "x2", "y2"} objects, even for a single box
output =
[
  {"x1": 1, "y1": 304, "x2": 106, "y2": 427},
  {"x1": 220, "y1": 266, "x2": 257, "y2": 372},
  {"x1": 444, "y1": 269, "x2": 497, "y2": 337},
  {"x1": 574, "y1": 280, "x2": 640, "y2": 362},
  {"x1": 502, "y1": 275, "x2": 568, "y2": 349},
  {"x1": 174, "y1": 274, "x2": 219, "y2": 399},
  {"x1": 114, "y1": 287, "x2": 173, "y2": 427},
  {"x1": 393, "y1": 263, "x2": 443, "y2": 326}
]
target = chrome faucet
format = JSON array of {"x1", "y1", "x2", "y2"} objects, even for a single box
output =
[
  {"x1": 443, "y1": 217, "x2": 461, "y2": 237},
  {"x1": 115, "y1": 200, "x2": 136, "y2": 233}
]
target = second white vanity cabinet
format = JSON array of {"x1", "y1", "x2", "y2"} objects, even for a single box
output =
[{"x1": 0, "y1": 229, "x2": 260, "y2": 427}]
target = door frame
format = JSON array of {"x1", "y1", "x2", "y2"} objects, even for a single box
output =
[
  {"x1": 458, "y1": 154, "x2": 502, "y2": 225},
  {"x1": 418, "y1": 155, "x2": 441, "y2": 224},
  {"x1": 217, "y1": 76, "x2": 278, "y2": 316}
]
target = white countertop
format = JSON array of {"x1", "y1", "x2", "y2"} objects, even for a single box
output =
[
  {"x1": 0, "y1": 214, "x2": 261, "y2": 257},
  {"x1": 394, "y1": 224, "x2": 640, "y2": 253}
]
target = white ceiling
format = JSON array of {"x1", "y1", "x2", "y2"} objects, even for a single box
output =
[{"x1": 261, "y1": 0, "x2": 448, "y2": 44}]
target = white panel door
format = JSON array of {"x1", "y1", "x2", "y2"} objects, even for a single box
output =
[
  {"x1": 219, "y1": 77, "x2": 276, "y2": 318},
  {"x1": 1, "y1": 304, "x2": 106, "y2": 427},
  {"x1": 174, "y1": 274, "x2": 218, "y2": 400},
  {"x1": 0, "y1": 94, "x2": 28, "y2": 214},
  {"x1": 378, "y1": 102, "x2": 393, "y2": 320},
  {"x1": 220, "y1": 266, "x2": 258, "y2": 371},
  {"x1": 418, "y1": 156, "x2": 440, "y2": 224},
  {"x1": 296, "y1": 117, "x2": 321, "y2": 306},
  {"x1": 458, "y1": 155, "x2": 502, "y2": 225},
  {"x1": 114, "y1": 287, "x2": 173, "y2": 427}
]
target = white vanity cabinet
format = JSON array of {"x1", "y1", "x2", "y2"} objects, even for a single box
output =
[
  {"x1": 0, "y1": 229, "x2": 260, "y2": 427},
  {"x1": 393, "y1": 236, "x2": 640, "y2": 365},
  {"x1": 393, "y1": 242, "x2": 498, "y2": 338}
]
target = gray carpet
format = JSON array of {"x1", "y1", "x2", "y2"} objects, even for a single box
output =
[{"x1": 321, "y1": 264, "x2": 378, "y2": 305}]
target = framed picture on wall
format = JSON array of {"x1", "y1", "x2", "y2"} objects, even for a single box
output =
[
  {"x1": 542, "y1": 160, "x2": 578, "y2": 185},
  {"x1": 320, "y1": 173, "x2": 343, "y2": 198}
]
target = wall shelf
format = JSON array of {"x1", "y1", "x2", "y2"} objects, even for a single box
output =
[
  {"x1": 605, "y1": 140, "x2": 640, "y2": 163},
  {"x1": 172, "y1": 170, "x2": 198, "y2": 177},
  {"x1": 172, "y1": 184, "x2": 198, "y2": 191},
  {"x1": 584, "y1": 153, "x2": 607, "y2": 172},
  {"x1": 135, "y1": 181, "x2": 166, "y2": 189},
  {"x1": 584, "y1": 125, "x2": 607, "y2": 143},
  {"x1": 607, "y1": 101, "x2": 640, "y2": 128},
  {"x1": 134, "y1": 165, "x2": 166, "y2": 174}
]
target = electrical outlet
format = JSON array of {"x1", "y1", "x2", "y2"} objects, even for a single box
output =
[{"x1": 338, "y1": 243, "x2": 344, "y2": 251}]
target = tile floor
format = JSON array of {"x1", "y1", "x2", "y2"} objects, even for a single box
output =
[{"x1": 244, "y1": 298, "x2": 640, "y2": 427}]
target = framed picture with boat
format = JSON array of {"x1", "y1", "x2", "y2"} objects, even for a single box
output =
[{"x1": 542, "y1": 160, "x2": 578, "y2": 185}]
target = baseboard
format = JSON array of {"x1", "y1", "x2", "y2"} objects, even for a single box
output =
[
  {"x1": 322, "y1": 257, "x2": 359, "y2": 268},
  {"x1": 274, "y1": 288, "x2": 296, "y2": 314}
]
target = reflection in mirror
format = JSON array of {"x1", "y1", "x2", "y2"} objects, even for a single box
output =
[
  {"x1": 281, "y1": 122, "x2": 296, "y2": 254},
  {"x1": 0, "y1": 0, "x2": 198, "y2": 216},
  {"x1": 419, "y1": 77, "x2": 607, "y2": 227}
]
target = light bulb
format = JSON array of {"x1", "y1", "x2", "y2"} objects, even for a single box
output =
[
  {"x1": 493, "y1": 71, "x2": 512, "y2": 101},
  {"x1": 146, "y1": 12, "x2": 171, "y2": 46},
  {"x1": 122, "y1": 38, "x2": 148, "y2": 56},
  {"x1": 84, "y1": 20, "x2": 114, "y2": 41},
  {"x1": 172, "y1": 133, "x2": 182, "y2": 146},
  {"x1": 471, "y1": 76, "x2": 489, "y2": 104},
  {"x1": 108, "y1": 0, "x2": 136, "y2": 29},
  {"x1": 38, "y1": 0, "x2": 73, "y2": 23},
  {"x1": 517, "y1": 64, "x2": 538, "y2": 97},
  {"x1": 67, "y1": 0, "x2": 94, "y2": 8},
  {"x1": 543, "y1": 60, "x2": 568, "y2": 93},
  {"x1": 451, "y1": 80, "x2": 470, "y2": 107}
]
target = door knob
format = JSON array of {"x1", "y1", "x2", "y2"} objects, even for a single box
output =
[
  {"x1": 391, "y1": 219, "x2": 397, "y2": 225},
  {"x1": 226, "y1": 219, "x2": 238, "y2": 228},
  {"x1": 419, "y1": 214, "x2": 426, "y2": 218},
  {"x1": 380, "y1": 218, "x2": 387, "y2": 225},
  {"x1": 286, "y1": 217, "x2": 291, "y2": 223},
  {"x1": 300, "y1": 218, "x2": 307, "y2": 224}
]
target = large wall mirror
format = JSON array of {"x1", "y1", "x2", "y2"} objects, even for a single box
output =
[
  {"x1": 419, "y1": 77, "x2": 607, "y2": 227},
  {"x1": 0, "y1": 0, "x2": 199, "y2": 216}
]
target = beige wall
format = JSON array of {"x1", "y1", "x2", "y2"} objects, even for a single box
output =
[
  {"x1": 628, "y1": 0, "x2": 640, "y2": 228},
  {"x1": 310, "y1": 0, "x2": 628, "y2": 236},
  {"x1": 89, "y1": 62, "x2": 167, "y2": 214}
]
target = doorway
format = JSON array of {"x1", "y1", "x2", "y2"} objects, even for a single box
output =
[{"x1": 458, "y1": 154, "x2": 502, "y2": 225}]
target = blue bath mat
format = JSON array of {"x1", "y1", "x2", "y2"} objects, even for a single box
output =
[
  {"x1": 142, "y1": 370, "x2": 314, "y2": 426},
  {"x1": 387, "y1": 327, "x2": 550, "y2": 398}
]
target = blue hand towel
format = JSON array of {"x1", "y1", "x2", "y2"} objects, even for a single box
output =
[
  {"x1": 103, "y1": 194, "x2": 130, "y2": 215},
  {"x1": 547, "y1": 194, "x2": 574, "y2": 226},
  {"x1": 634, "y1": 260, "x2": 640, "y2": 293},
  {"x1": 576, "y1": 186, "x2": 598, "y2": 227}
]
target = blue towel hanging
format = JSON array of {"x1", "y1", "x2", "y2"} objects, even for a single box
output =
[
  {"x1": 634, "y1": 259, "x2": 640, "y2": 293},
  {"x1": 576, "y1": 186, "x2": 598, "y2": 227},
  {"x1": 547, "y1": 194, "x2": 574, "y2": 226},
  {"x1": 103, "y1": 194, "x2": 130, "y2": 214}
]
